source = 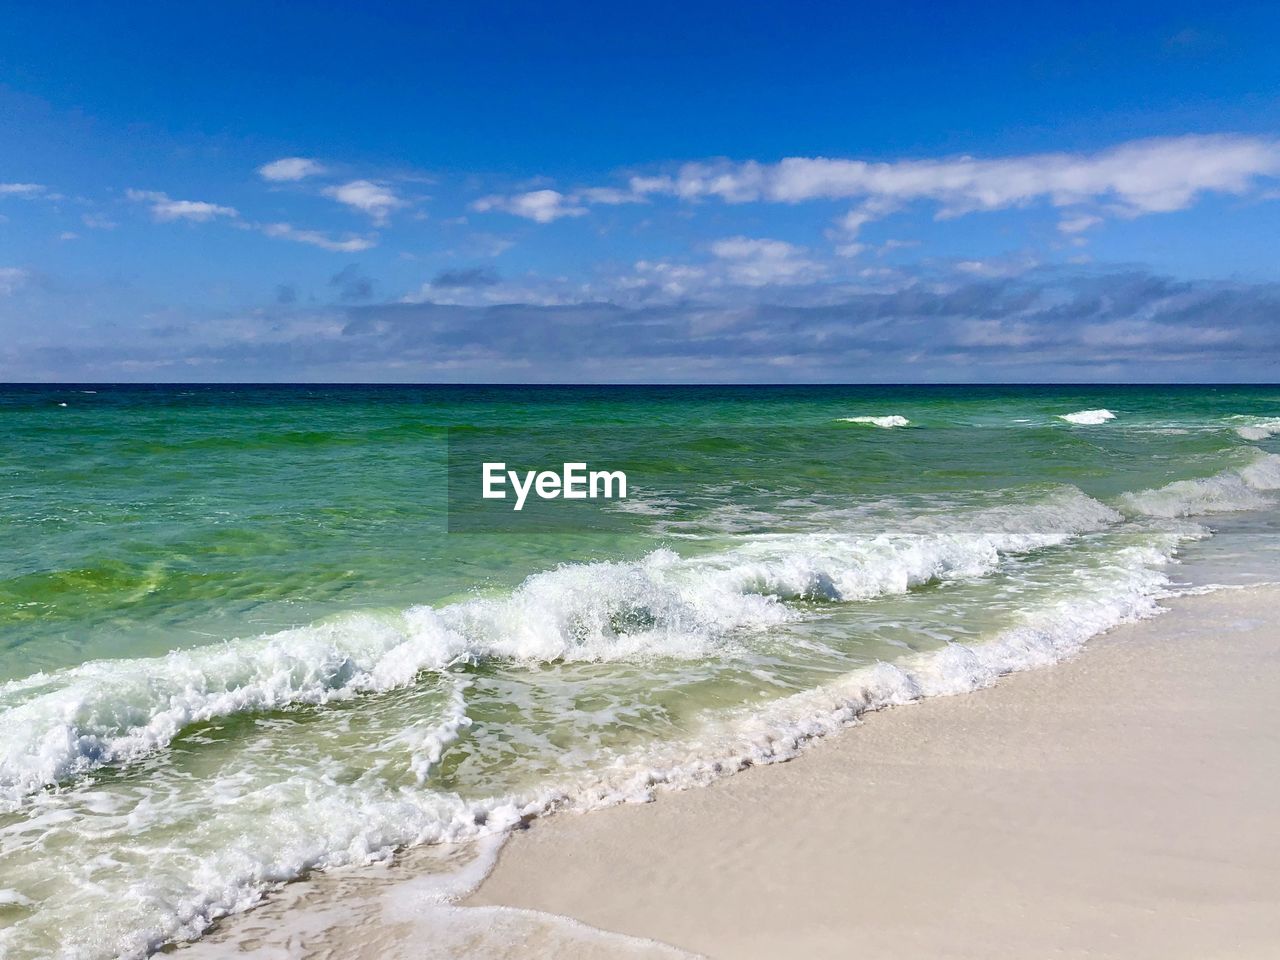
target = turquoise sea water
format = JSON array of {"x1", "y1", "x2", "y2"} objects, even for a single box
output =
[{"x1": 2, "y1": 384, "x2": 1279, "y2": 958}]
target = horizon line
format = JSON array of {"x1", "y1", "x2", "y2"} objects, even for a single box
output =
[{"x1": 4, "y1": 380, "x2": 1280, "y2": 389}]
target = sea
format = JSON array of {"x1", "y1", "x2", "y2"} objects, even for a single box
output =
[{"x1": 1, "y1": 383, "x2": 1278, "y2": 958}]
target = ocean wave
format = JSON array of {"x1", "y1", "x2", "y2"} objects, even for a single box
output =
[
  {"x1": 0, "y1": 488, "x2": 1120, "y2": 808},
  {"x1": 1118, "y1": 451, "x2": 1280, "y2": 518},
  {"x1": 12, "y1": 530, "x2": 1185, "y2": 960},
  {"x1": 837, "y1": 415, "x2": 910, "y2": 428},
  {"x1": 1058, "y1": 408, "x2": 1116, "y2": 425},
  {"x1": 1241, "y1": 453, "x2": 1280, "y2": 489},
  {"x1": 582, "y1": 536, "x2": 1180, "y2": 804},
  {"x1": 1230, "y1": 416, "x2": 1280, "y2": 441}
]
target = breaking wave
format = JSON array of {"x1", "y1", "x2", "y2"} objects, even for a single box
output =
[
  {"x1": 1230, "y1": 416, "x2": 1280, "y2": 441},
  {"x1": 1059, "y1": 409, "x2": 1116, "y2": 425},
  {"x1": 0, "y1": 488, "x2": 1122, "y2": 808},
  {"x1": 837, "y1": 415, "x2": 910, "y2": 428},
  {"x1": 1119, "y1": 452, "x2": 1280, "y2": 518}
]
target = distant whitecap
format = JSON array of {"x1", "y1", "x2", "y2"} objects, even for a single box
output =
[
  {"x1": 1058, "y1": 408, "x2": 1115, "y2": 425},
  {"x1": 837, "y1": 415, "x2": 910, "y2": 428}
]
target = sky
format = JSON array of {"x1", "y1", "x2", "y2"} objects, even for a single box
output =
[{"x1": 2, "y1": 0, "x2": 1280, "y2": 382}]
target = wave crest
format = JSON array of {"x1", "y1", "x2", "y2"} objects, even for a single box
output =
[
  {"x1": 0, "y1": 488, "x2": 1120, "y2": 807},
  {"x1": 1059, "y1": 409, "x2": 1116, "y2": 425},
  {"x1": 1119, "y1": 452, "x2": 1280, "y2": 518},
  {"x1": 837, "y1": 415, "x2": 910, "y2": 428},
  {"x1": 1231, "y1": 416, "x2": 1280, "y2": 441}
]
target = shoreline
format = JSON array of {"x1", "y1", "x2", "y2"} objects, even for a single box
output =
[{"x1": 180, "y1": 585, "x2": 1280, "y2": 958}]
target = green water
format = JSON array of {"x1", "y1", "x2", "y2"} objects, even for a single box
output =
[{"x1": 1, "y1": 384, "x2": 1278, "y2": 958}]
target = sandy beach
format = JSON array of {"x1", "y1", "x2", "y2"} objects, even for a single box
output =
[{"x1": 183, "y1": 584, "x2": 1280, "y2": 959}]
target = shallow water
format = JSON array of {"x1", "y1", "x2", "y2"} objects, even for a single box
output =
[{"x1": 1, "y1": 384, "x2": 1279, "y2": 958}]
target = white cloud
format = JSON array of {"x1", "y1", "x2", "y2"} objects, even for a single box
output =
[
  {"x1": 618, "y1": 135, "x2": 1280, "y2": 235},
  {"x1": 82, "y1": 213, "x2": 117, "y2": 230},
  {"x1": 258, "y1": 157, "x2": 327, "y2": 182},
  {"x1": 952, "y1": 256, "x2": 1039, "y2": 278},
  {"x1": 59, "y1": 232, "x2": 79, "y2": 241},
  {"x1": 628, "y1": 260, "x2": 711, "y2": 297},
  {"x1": 322, "y1": 180, "x2": 405, "y2": 224},
  {"x1": 952, "y1": 318, "x2": 1037, "y2": 348},
  {"x1": 626, "y1": 175, "x2": 671, "y2": 194},
  {"x1": 709, "y1": 236, "x2": 825, "y2": 285},
  {"x1": 657, "y1": 135, "x2": 1280, "y2": 208},
  {"x1": 709, "y1": 236, "x2": 799, "y2": 259},
  {"x1": 0, "y1": 267, "x2": 29, "y2": 295},
  {"x1": 618, "y1": 239, "x2": 827, "y2": 298},
  {"x1": 127, "y1": 189, "x2": 238, "y2": 222},
  {"x1": 402, "y1": 279, "x2": 581, "y2": 308},
  {"x1": 0, "y1": 183, "x2": 45, "y2": 198},
  {"x1": 834, "y1": 197, "x2": 901, "y2": 238},
  {"x1": 464, "y1": 135, "x2": 1280, "y2": 246},
  {"x1": 472, "y1": 189, "x2": 587, "y2": 223},
  {"x1": 260, "y1": 222, "x2": 377, "y2": 252},
  {"x1": 577, "y1": 186, "x2": 647, "y2": 205},
  {"x1": 1058, "y1": 213, "x2": 1102, "y2": 234}
]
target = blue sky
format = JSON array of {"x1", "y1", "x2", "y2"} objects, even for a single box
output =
[{"x1": 2, "y1": 0, "x2": 1280, "y2": 381}]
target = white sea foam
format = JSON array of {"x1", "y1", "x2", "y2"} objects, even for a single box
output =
[
  {"x1": 837, "y1": 415, "x2": 910, "y2": 428},
  {"x1": 1058, "y1": 408, "x2": 1115, "y2": 425},
  {"x1": 0, "y1": 489, "x2": 1121, "y2": 808},
  {"x1": 19, "y1": 774, "x2": 538, "y2": 958},
  {"x1": 1231, "y1": 416, "x2": 1280, "y2": 441},
  {"x1": 393, "y1": 675, "x2": 474, "y2": 784},
  {"x1": 688, "y1": 488, "x2": 1119, "y2": 603},
  {"x1": 1119, "y1": 452, "x2": 1280, "y2": 518},
  {"x1": 603, "y1": 538, "x2": 1179, "y2": 790},
  {"x1": 1240, "y1": 453, "x2": 1280, "y2": 489}
]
